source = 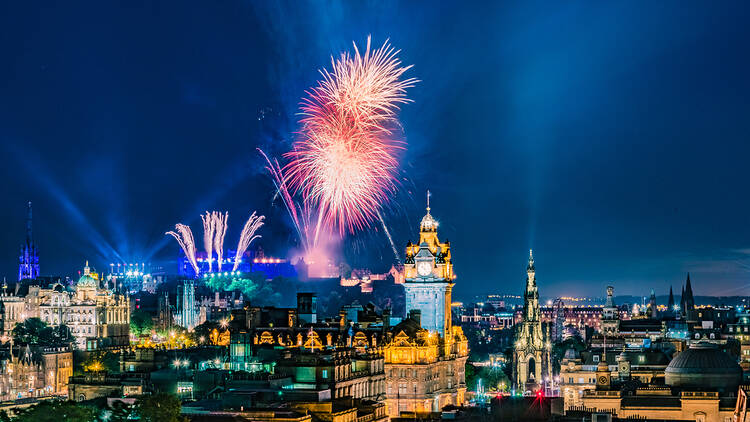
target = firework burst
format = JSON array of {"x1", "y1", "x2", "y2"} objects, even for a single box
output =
[
  {"x1": 166, "y1": 223, "x2": 199, "y2": 275},
  {"x1": 212, "y1": 211, "x2": 228, "y2": 271},
  {"x1": 201, "y1": 211, "x2": 215, "y2": 272},
  {"x1": 284, "y1": 36, "x2": 417, "y2": 237},
  {"x1": 233, "y1": 212, "x2": 266, "y2": 271}
]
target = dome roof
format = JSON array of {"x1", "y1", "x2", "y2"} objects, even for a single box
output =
[
  {"x1": 665, "y1": 342, "x2": 741, "y2": 391},
  {"x1": 77, "y1": 274, "x2": 98, "y2": 288},
  {"x1": 420, "y1": 211, "x2": 437, "y2": 231},
  {"x1": 564, "y1": 348, "x2": 579, "y2": 360},
  {"x1": 77, "y1": 261, "x2": 98, "y2": 288}
]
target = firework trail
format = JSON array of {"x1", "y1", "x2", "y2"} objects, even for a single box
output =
[
  {"x1": 213, "y1": 211, "x2": 228, "y2": 271},
  {"x1": 201, "y1": 211, "x2": 215, "y2": 272},
  {"x1": 376, "y1": 209, "x2": 401, "y2": 265},
  {"x1": 166, "y1": 224, "x2": 200, "y2": 275},
  {"x1": 233, "y1": 212, "x2": 266, "y2": 271},
  {"x1": 259, "y1": 149, "x2": 312, "y2": 253},
  {"x1": 284, "y1": 36, "x2": 417, "y2": 237}
]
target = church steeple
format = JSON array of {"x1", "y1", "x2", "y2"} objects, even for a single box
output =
[
  {"x1": 667, "y1": 286, "x2": 675, "y2": 314},
  {"x1": 682, "y1": 273, "x2": 696, "y2": 321},
  {"x1": 18, "y1": 201, "x2": 40, "y2": 281},
  {"x1": 26, "y1": 201, "x2": 33, "y2": 245}
]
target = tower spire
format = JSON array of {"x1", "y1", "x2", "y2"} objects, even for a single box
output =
[
  {"x1": 426, "y1": 189, "x2": 431, "y2": 214},
  {"x1": 26, "y1": 201, "x2": 32, "y2": 245}
]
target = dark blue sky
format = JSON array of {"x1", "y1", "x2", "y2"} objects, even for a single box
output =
[{"x1": 1, "y1": 1, "x2": 749, "y2": 298}]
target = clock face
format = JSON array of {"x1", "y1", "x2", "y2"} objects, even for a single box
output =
[
  {"x1": 598, "y1": 376, "x2": 608, "y2": 384},
  {"x1": 417, "y1": 261, "x2": 432, "y2": 276}
]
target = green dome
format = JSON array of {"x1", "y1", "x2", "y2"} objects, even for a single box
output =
[
  {"x1": 77, "y1": 274, "x2": 98, "y2": 288},
  {"x1": 77, "y1": 261, "x2": 98, "y2": 288}
]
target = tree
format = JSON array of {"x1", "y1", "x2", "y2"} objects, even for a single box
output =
[
  {"x1": 12, "y1": 318, "x2": 47, "y2": 344},
  {"x1": 130, "y1": 309, "x2": 154, "y2": 337},
  {"x1": 13, "y1": 400, "x2": 96, "y2": 422},
  {"x1": 77, "y1": 351, "x2": 120, "y2": 374},
  {"x1": 193, "y1": 320, "x2": 220, "y2": 344},
  {"x1": 135, "y1": 393, "x2": 184, "y2": 422},
  {"x1": 12, "y1": 318, "x2": 71, "y2": 346},
  {"x1": 107, "y1": 400, "x2": 134, "y2": 422},
  {"x1": 465, "y1": 363, "x2": 511, "y2": 391}
]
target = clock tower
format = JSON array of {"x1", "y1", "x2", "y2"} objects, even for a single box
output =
[{"x1": 403, "y1": 192, "x2": 455, "y2": 338}]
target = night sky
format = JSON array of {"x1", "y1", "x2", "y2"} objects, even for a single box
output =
[{"x1": 1, "y1": 1, "x2": 750, "y2": 299}]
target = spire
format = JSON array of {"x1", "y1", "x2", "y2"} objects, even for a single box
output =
[
  {"x1": 667, "y1": 285, "x2": 675, "y2": 311},
  {"x1": 419, "y1": 189, "x2": 437, "y2": 232},
  {"x1": 680, "y1": 285, "x2": 685, "y2": 313},
  {"x1": 26, "y1": 201, "x2": 32, "y2": 245},
  {"x1": 18, "y1": 201, "x2": 40, "y2": 282},
  {"x1": 527, "y1": 249, "x2": 535, "y2": 272},
  {"x1": 685, "y1": 273, "x2": 693, "y2": 298}
]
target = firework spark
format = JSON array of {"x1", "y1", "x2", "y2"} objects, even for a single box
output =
[
  {"x1": 233, "y1": 212, "x2": 266, "y2": 271},
  {"x1": 284, "y1": 36, "x2": 417, "y2": 237},
  {"x1": 376, "y1": 209, "x2": 401, "y2": 265},
  {"x1": 166, "y1": 224, "x2": 199, "y2": 275},
  {"x1": 201, "y1": 211, "x2": 215, "y2": 272},
  {"x1": 212, "y1": 211, "x2": 228, "y2": 271},
  {"x1": 259, "y1": 149, "x2": 312, "y2": 252}
]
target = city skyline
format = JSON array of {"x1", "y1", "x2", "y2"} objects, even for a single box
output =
[{"x1": 1, "y1": 2, "x2": 750, "y2": 297}]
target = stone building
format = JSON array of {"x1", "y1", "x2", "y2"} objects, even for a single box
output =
[
  {"x1": 580, "y1": 342, "x2": 742, "y2": 421},
  {"x1": 276, "y1": 348, "x2": 385, "y2": 401},
  {"x1": 559, "y1": 347, "x2": 670, "y2": 409},
  {"x1": 68, "y1": 372, "x2": 145, "y2": 402},
  {"x1": 601, "y1": 286, "x2": 620, "y2": 336},
  {"x1": 0, "y1": 262, "x2": 130, "y2": 350},
  {"x1": 512, "y1": 250, "x2": 551, "y2": 393},
  {"x1": 0, "y1": 345, "x2": 73, "y2": 401},
  {"x1": 385, "y1": 198, "x2": 469, "y2": 417}
]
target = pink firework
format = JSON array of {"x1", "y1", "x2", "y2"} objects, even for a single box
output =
[{"x1": 284, "y1": 36, "x2": 417, "y2": 236}]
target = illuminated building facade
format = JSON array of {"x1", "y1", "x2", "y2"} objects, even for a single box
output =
[
  {"x1": 0, "y1": 262, "x2": 130, "y2": 350},
  {"x1": 581, "y1": 343, "x2": 742, "y2": 421},
  {"x1": 175, "y1": 279, "x2": 197, "y2": 330},
  {"x1": 601, "y1": 286, "x2": 620, "y2": 336},
  {"x1": 512, "y1": 250, "x2": 551, "y2": 392},
  {"x1": 385, "y1": 198, "x2": 469, "y2": 417},
  {"x1": 18, "y1": 202, "x2": 39, "y2": 281},
  {"x1": 0, "y1": 345, "x2": 73, "y2": 401},
  {"x1": 183, "y1": 247, "x2": 299, "y2": 280},
  {"x1": 402, "y1": 198, "x2": 454, "y2": 336},
  {"x1": 559, "y1": 347, "x2": 670, "y2": 409}
]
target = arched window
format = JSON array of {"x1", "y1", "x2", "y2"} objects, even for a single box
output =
[{"x1": 528, "y1": 357, "x2": 536, "y2": 380}]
